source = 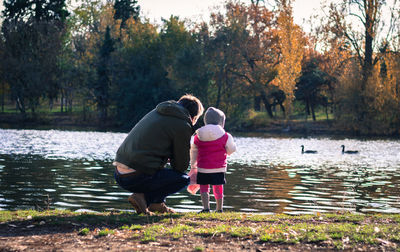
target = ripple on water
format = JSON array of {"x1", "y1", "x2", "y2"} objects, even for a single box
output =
[{"x1": 1, "y1": 129, "x2": 400, "y2": 214}]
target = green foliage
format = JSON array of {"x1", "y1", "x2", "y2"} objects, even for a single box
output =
[
  {"x1": 93, "y1": 25, "x2": 114, "y2": 120},
  {"x1": 78, "y1": 228, "x2": 90, "y2": 235},
  {"x1": 141, "y1": 224, "x2": 165, "y2": 242},
  {"x1": 97, "y1": 228, "x2": 114, "y2": 236},
  {"x1": 1, "y1": 0, "x2": 68, "y2": 115},
  {"x1": 1, "y1": 0, "x2": 400, "y2": 135},
  {"x1": 2, "y1": 210, "x2": 400, "y2": 250},
  {"x1": 2, "y1": 0, "x2": 69, "y2": 23},
  {"x1": 244, "y1": 110, "x2": 272, "y2": 129},
  {"x1": 295, "y1": 58, "x2": 331, "y2": 121},
  {"x1": 120, "y1": 224, "x2": 143, "y2": 230},
  {"x1": 230, "y1": 226, "x2": 254, "y2": 237},
  {"x1": 166, "y1": 224, "x2": 194, "y2": 239},
  {"x1": 113, "y1": 0, "x2": 140, "y2": 26}
]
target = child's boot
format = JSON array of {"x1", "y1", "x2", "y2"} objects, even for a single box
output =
[
  {"x1": 216, "y1": 198, "x2": 223, "y2": 212},
  {"x1": 199, "y1": 192, "x2": 210, "y2": 213}
]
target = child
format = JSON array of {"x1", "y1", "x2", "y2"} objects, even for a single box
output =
[{"x1": 189, "y1": 107, "x2": 236, "y2": 213}]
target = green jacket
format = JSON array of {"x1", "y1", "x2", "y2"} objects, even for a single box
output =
[{"x1": 115, "y1": 100, "x2": 194, "y2": 175}]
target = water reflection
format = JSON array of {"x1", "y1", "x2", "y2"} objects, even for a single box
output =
[{"x1": 0, "y1": 128, "x2": 400, "y2": 214}]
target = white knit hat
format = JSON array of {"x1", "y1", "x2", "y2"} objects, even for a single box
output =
[{"x1": 204, "y1": 107, "x2": 225, "y2": 127}]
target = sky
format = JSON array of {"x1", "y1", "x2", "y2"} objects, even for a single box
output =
[
  {"x1": 136, "y1": 0, "x2": 324, "y2": 29},
  {"x1": 0, "y1": 0, "x2": 324, "y2": 30}
]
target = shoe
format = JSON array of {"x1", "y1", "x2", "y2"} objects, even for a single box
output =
[
  {"x1": 215, "y1": 210, "x2": 223, "y2": 213},
  {"x1": 198, "y1": 209, "x2": 210, "y2": 214},
  {"x1": 148, "y1": 203, "x2": 176, "y2": 213},
  {"x1": 128, "y1": 193, "x2": 153, "y2": 215},
  {"x1": 128, "y1": 194, "x2": 142, "y2": 214}
]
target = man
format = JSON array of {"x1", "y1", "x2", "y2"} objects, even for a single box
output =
[{"x1": 113, "y1": 94, "x2": 204, "y2": 214}]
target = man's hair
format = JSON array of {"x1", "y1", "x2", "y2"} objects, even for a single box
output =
[{"x1": 178, "y1": 94, "x2": 204, "y2": 123}]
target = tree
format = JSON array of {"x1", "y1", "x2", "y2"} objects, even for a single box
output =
[
  {"x1": 1, "y1": 0, "x2": 69, "y2": 115},
  {"x1": 0, "y1": 39, "x2": 6, "y2": 113},
  {"x1": 325, "y1": 0, "x2": 400, "y2": 123},
  {"x1": 3, "y1": 0, "x2": 69, "y2": 23},
  {"x1": 274, "y1": 0, "x2": 305, "y2": 114},
  {"x1": 112, "y1": 18, "x2": 171, "y2": 129},
  {"x1": 169, "y1": 23, "x2": 213, "y2": 105},
  {"x1": 70, "y1": 1, "x2": 121, "y2": 121},
  {"x1": 114, "y1": 0, "x2": 140, "y2": 28},
  {"x1": 207, "y1": 1, "x2": 281, "y2": 118},
  {"x1": 159, "y1": 16, "x2": 193, "y2": 72},
  {"x1": 94, "y1": 25, "x2": 114, "y2": 120},
  {"x1": 295, "y1": 58, "x2": 330, "y2": 121},
  {"x1": 1, "y1": 20, "x2": 65, "y2": 115}
]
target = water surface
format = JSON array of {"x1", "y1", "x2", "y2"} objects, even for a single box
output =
[{"x1": 1, "y1": 128, "x2": 400, "y2": 214}]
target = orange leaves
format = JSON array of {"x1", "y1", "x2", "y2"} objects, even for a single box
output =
[
  {"x1": 264, "y1": 226, "x2": 283, "y2": 234},
  {"x1": 275, "y1": 3, "x2": 305, "y2": 104}
]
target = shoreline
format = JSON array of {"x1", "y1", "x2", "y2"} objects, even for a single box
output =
[
  {"x1": 1, "y1": 210, "x2": 399, "y2": 251},
  {"x1": 1, "y1": 112, "x2": 399, "y2": 140}
]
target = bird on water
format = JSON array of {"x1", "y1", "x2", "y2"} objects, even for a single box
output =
[
  {"x1": 341, "y1": 145, "x2": 359, "y2": 154},
  {"x1": 301, "y1": 145, "x2": 317, "y2": 154}
]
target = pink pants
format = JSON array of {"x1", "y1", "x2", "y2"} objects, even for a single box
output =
[{"x1": 199, "y1": 184, "x2": 224, "y2": 199}]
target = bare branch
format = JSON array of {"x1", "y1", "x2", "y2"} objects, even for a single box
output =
[{"x1": 349, "y1": 12, "x2": 366, "y2": 25}]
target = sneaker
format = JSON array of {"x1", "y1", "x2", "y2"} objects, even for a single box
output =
[
  {"x1": 128, "y1": 193, "x2": 153, "y2": 215},
  {"x1": 198, "y1": 209, "x2": 210, "y2": 214},
  {"x1": 148, "y1": 203, "x2": 175, "y2": 213},
  {"x1": 215, "y1": 210, "x2": 223, "y2": 213}
]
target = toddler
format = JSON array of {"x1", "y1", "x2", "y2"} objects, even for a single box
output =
[{"x1": 189, "y1": 107, "x2": 236, "y2": 213}]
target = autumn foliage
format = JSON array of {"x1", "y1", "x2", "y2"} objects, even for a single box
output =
[{"x1": 1, "y1": 0, "x2": 400, "y2": 135}]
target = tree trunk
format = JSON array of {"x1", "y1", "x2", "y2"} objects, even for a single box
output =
[
  {"x1": 49, "y1": 98, "x2": 53, "y2": 111},
  {"x1": 68, "y1": 95, "x2": 73, "y2": 112},
  {"x1": 279, "y1": 103, "x2": 285, "y2": 114},
  {"x1": 311, "y1": 103, "x2": 316, "y2": 121},
  {"x1": 363, "y1": 1, "x2": 374, "y2": 91},
  {"x1": 325, "y1": 104, "x2": 329, "y2": 121},
  {"x1": 259, "y1": 92, "x2": 273, "y2": 118},
  {"x1": 254, "y1": 95, "x2": 261, "y2": 111},
  {"x1": 16, "y1": 96, "x2": 26, "y2": 115},
  {"x1": 1, "y1": 82, "x2": 4, "y2": 113},
  {"x1": 305, "y1": 99, "x2": 310, "y2": 115},
  {"x1": 60, "y1": 90, "x2": 64, "y2": 113},
  {"x1": 83, "y1": 98, "x2": 87, "y2": 121}
]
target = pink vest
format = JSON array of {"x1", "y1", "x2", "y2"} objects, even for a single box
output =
[{"x1": 194, "y1": 133, "x2": 228, "y2": 169}]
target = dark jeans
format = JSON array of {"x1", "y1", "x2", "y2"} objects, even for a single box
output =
[{"x1": 114, "y1": 168, "x2": 190, "y2": 206}]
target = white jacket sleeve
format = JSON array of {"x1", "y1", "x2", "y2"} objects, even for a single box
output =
[
  {"x1": 190, "y1": 140, "x2": 198, "y2": 169},
  {"x1": 225, "y1": 133, "x2": 236, "y2": 155}
]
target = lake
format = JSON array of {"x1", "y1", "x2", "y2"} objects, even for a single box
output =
[{"x1": 1, "y1": 128, "x2": 400, "y2": 214}]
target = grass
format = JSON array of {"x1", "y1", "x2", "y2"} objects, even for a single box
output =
[
  {"x1": 98, "y1": 228, "x2": 115, "y2": 237},
  {"x1": 1, "y1": 210, "x2": 400, "y2": 250},
  {"x1": 0, "y1": 103, "x2": 96, "y2": 114},
  {"x1": 78, "y1": 227, "x2": 90, "y2": 235}
]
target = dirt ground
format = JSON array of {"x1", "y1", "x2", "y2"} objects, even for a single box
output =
[
  {"x1": 0, "y1": 214, "x2": 394, "y2": 252},
  {"x1": 0, "y1": 229, "x2": 321, "y2": 252}
]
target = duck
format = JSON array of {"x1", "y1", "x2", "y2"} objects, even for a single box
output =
[
  {"x1": 301, "y1": 145, "x2": 317, "y2": 154},
  {"x1": 341, "y1": 145, "x2": 359, "y2": 154}
]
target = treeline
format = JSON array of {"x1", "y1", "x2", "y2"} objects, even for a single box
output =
[{"x1": 0, "y1": 0, "x2": 400, "y2": 134}]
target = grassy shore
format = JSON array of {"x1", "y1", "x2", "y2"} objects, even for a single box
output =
[
  {"x1": 1, "y1": 210, "x2": 400, "y2": 251},
  {"x1": 0, "y1": 110, "x2": 350, "y2": 138}
]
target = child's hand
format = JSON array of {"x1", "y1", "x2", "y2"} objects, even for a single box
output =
[
  {"x1": 188, "y1": 168, "x2": 197, "y2": 184},
  {"x1": 187, "y1": 168, "x2": 199, "y2": 194}
]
